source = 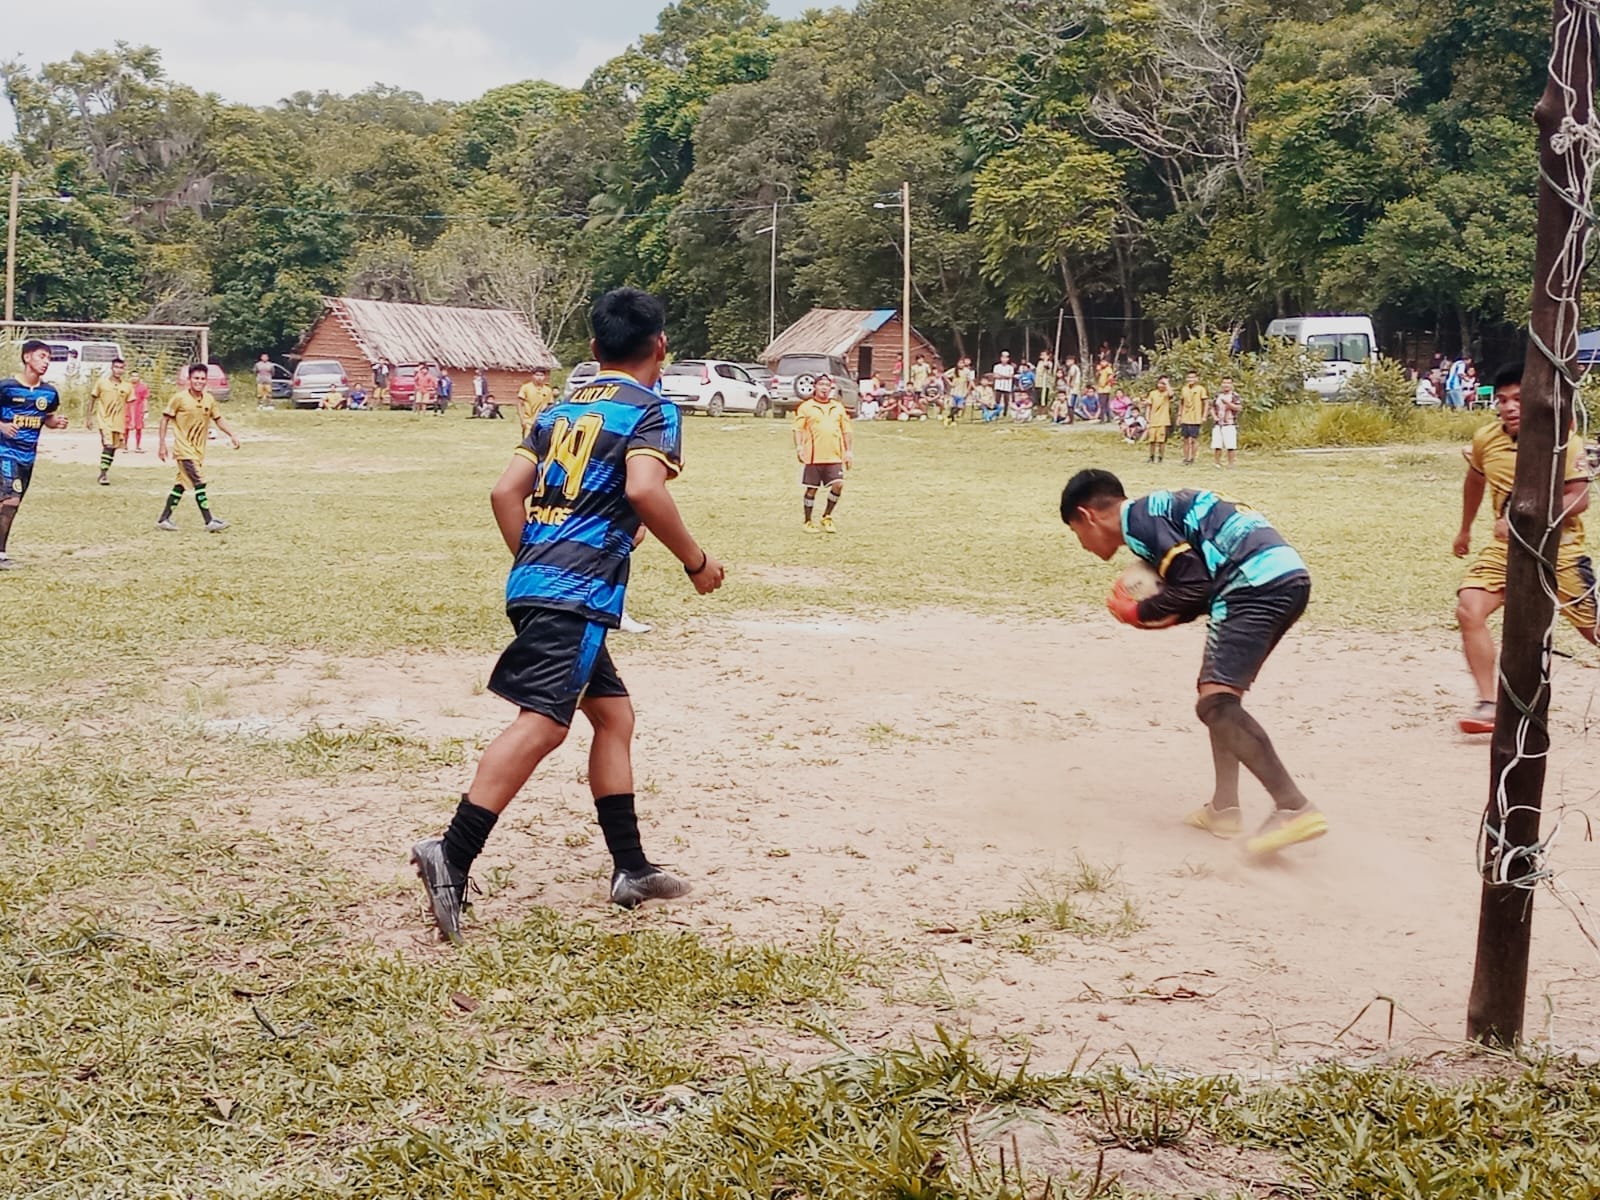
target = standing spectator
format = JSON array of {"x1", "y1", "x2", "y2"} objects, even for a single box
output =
[
  {"x1": 1143, "y1": 375, "x2": 1174, "y2": 464},
  {"x1": 1211, "y1": 376, "x2": 1243, "y2": 468},
  {"x1": 1096, "y1": 357, "x2": 1116, "y2": 422},
  {"x1": 474, "y1": 367, "x2": 489, "y2": 405},
  {"x1": 435, "y1": 368, "x2": 454, "y2": 413},
  {"x1": 944, "y1": 357, "x2": 972, "y2": 425},
  {"x1": 254, "y1": 354, "x2": 275, "y2": 408},
  {"x1": 372, "y1": 360, "x2": 391, "y2": 407},
  {"x1": 1035, "y1": 350, "x2": 1055, "y2": 419},
  {"x1": 1178, "y1": 370, "x2": 1209, "y2": 466},
  {"x1": 992, "y1": 351, "x2": 1015, "y2": 416},
  {"x1": 1063, "y1": 355, "x2": 1082, "y2": 424},
  {"x1": 126, "y1": 370, "x2": 149, "y2": 452},
  {"x1": 1445, "y1": 355, "x2": 1470, "y2": 411},
  {"x1": 414, "y1": 363, "x2": 436, "y2": 415},
  {"x1": 1017, "y1": 360, "x2": 1036, "y2": 414},
  {"x1": 909, "y1": 354, "x2": 931, "y2": 396}
]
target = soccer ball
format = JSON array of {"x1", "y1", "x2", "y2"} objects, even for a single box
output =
[{"x1": 1117, "y1": 561, "x2": 1163, "y2": 601}]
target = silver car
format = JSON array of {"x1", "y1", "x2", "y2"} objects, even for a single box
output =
[
  {"x1": 561, "y1": 361, "x2": 600, "y2": 397},
  {"x1": 767, "y1": 352, "x2": 861, "y2": 417},
  {"x1": 290, "y1": 358, "x2": 350, "y2": 408}
]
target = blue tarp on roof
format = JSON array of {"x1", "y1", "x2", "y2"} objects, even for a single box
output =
[{"x1": 859, "y1": 309, "x2": 897, "y2": 334}]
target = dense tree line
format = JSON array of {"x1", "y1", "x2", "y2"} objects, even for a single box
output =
[{"x1": 0, "y1": 0, "x2": 1554, "y2": 366}]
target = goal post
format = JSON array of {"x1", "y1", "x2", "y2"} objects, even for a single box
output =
[{"x1": 0, "y1": 320, "x2": 210, "y2": 419}]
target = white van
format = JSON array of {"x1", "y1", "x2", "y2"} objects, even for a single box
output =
[
  {"x1": 1264, "y1": 315, "x2": 1377, "y2": 400},
  {"x1": 41, "y1": 340, "x2": 125, "y2": 386}
]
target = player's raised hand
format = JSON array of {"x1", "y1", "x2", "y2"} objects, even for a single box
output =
[{"x1": 690, "y1": 554, "x2": 725, "y2": 595}]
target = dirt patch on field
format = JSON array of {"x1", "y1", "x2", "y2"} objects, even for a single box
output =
[{"x1": 205, "y1": 610, "x2": 1600, "y2": 1075}]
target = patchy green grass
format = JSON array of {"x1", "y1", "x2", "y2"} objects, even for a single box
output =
[{"x1": 4, "y1": 411, "x2": 1596, "y2": 1196}]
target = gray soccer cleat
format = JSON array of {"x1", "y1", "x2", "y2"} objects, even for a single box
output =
[
  {"x1": 156, "y1": 518, "x2": 178, "y2": 531},
  {"x1": 0, "y1": 556, "x2": 20, "y2": 570},
  {"x1": 410, "y1": 836, "x2": 469, "y2": 943},
  {"x1": 205, "y1": 518, "x2": 229, "y2": 532},
  {"x1": 609, "y1": 866, "x2": 692, "y2": 909}
]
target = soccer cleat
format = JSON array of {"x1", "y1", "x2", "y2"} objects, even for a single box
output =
[
  {"x1": 205, "y1": 518, "x2": 229, "y2": 532},
  {"x1": 1245, "y1": 805, "x2": 1329, "y2": 856},
  {"x1": 802, "y1": 521, "x2": 822, "y2": 535},
  {"x1": 156, "y1": 518, "x2": 179, "y2": 531},
  {"x1": 610, "y1": 865, "x2": 692, "y2": 910},
  {"x1": 97, "y1": 473, "x2": 109, "y2": 486},
  {"x1": 1183, "y1": 804, "x2": 1242, "y2": 839},
  {"x1": 1458, "y1": 701, "x2": 1496, "y2": 735},
  {"x1": 820, "y1": 515, "x2": 837, "y2": 533},
  {"x1": 0, "y1": 556, "x2": 20, "y2": 571},
  {"x1": 410, "y1": 836, "x2": 469, "y2": 943}
]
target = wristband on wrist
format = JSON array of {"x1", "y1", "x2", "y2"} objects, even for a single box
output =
[{"x1": 685, "y1": 551, "x2": 709, "y2": 577}]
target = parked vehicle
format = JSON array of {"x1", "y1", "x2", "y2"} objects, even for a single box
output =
[
  {"x1": 385, "y1": 364, "x2": 418, "y2": 409},
  {"x1": 766, "y1": 353, "x2": 862, "y2": 416},
  {"x1": 42, "y1": 340, "x2": 124, "y2": 387},
  {"x1": 290, "y1": 358, "x2": 350, "y2": 407},
  {"x1": 659, "y1": 359, "x2": 772, "y2": 416},
  {"x1": 264, "y1": 362, "x2": 293, "y2": 402},
  {"x1": 562, "y1": 361, "x2": 600, "y2": 397},
  {"x1": 1265, "y1": 315, "x2": 1379, "y2": 400}
]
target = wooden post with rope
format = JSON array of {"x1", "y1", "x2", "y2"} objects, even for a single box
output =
[{"x1": 1466, "y1": 0, "x2": 1597, "y2": 1045}]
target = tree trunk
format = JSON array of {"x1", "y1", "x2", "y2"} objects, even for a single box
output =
[
  {"x1": 1114, "y1": 232, "x2": 1135, "y2": 344},
  {"x1": 1059, "y1": 254, "x2": 1089, "y2": 362}
]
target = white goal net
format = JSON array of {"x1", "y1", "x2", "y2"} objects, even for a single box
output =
[{"x1": 0, "y1": 320, "x2": 210, "y2": 416}]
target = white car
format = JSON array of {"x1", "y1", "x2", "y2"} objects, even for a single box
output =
[
  {"x1": 42, "y1": 339, "x2": 124, "y2": 386},
  {"x1": 658, "y1": 359, "x2": 772, "y2": 416}
]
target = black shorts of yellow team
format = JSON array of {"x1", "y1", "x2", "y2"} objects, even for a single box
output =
[
  {"x1": 1199, "y1": 577, "x2": 1310, "y2": 691},
  {"x1": 1180, "y1": 423, "x2": 1201, "y2": 439},
  {"x1": 488, "y1": 606, "x2": 629, "y2": 727},
  {"x1": 802, "y1": 463, "x2": 844, "y2": 487}
]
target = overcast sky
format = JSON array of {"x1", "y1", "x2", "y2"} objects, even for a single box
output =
[{"x1": 3, "y1": 0, "x2": 818, "y2": 132}]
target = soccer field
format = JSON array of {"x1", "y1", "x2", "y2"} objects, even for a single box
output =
[{"x1": 9, "y1": 411, "x2": 1600, "y2": 1196}]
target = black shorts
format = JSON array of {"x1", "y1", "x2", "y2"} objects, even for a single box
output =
[
  {"x1": 802, "y1": 463, "x2": 845, "y2": 487},
  {"x1": 0, "y1": 457, "x2": 32, "y2": 502},
  {"x1": 488, "y1": 607, "x2": 629, "y2": 727},
  {"x1": 1180, "y1": 423, "x2": 1201, "y2": 439},
  {"x1": 1200, "y1": 578, "x2": 1310, "y2": 691}
]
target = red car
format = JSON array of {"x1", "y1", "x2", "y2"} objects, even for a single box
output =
[
  {"x1": 387, "y1": 364, "x2": 418, "y2": 409},
  {"x1": 177, "y1": 363, "x2": 231, "y2": 398}
]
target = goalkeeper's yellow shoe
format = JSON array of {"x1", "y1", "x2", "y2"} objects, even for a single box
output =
[
  {"x1": 1183, "y1": 804, "x2": 1242, "y2": 839},
  {"x1": 820, "y1": 516, "x2": 837, "y2": 533},
  {"x1": 802, "y1": 521, "x2": 822, "y2": 535},
  {"x1": 1245, "y1": 805, "x2": 1328, "y2": 856}
]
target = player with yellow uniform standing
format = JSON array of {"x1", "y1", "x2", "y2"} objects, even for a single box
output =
[
  {"x1": 157, "y1": 364, "x2": 241, "y2": 532},
  {"x1": 1143, "y1": 375, "x2": 1174, "y2": 464},
  {"x1": 91, "y1": 357, "x2": 134, "y2": 485},
  {"x1": 792, "y1": 375, "x2": 852, "y2": 534},
  {"x1": 1454, "y1": 361, "x2": 1596, "y2": 733},
  {"x1": 1178, "y1": 371, "x2": 1208, "y2": 466},
  {"x1": 517, "y1": 368, "x2": 556, "y2": 439}
]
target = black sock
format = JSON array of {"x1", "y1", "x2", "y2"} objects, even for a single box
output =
[
  {"x1": 443, "y1": 795, "x2": 499, "y2": 873},
  {"x1": 595, "y1": 792, "x2": 648, "y2": 872},
  {"x1": 1207, "y1": 723, "x2": 1242, "y2": 811},
  {"x1": 161, "y1": 485, "x2": 184, "y2": 520},
  {"x1": 100, "y1": 448, "x2": 114, "y2": 471},
  {"x1": 194, "y1": 486, "x2": 215, "y2": 521},
  {"x1": 1197, "y1": 693, "x2": 1307, "y2": 811}
]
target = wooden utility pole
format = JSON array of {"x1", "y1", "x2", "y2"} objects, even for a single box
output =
[
  {"x1": 1466, "y1": 0, "x2": 1596, "y2": 1045},
  {"x1": 769, "y1": 199, "x2": 778, "y2": 350},
  {"x1": 5, "y1": 171, "x2": 19, "y2": 324},
  {"x1": 900, "y1": 181, "x2": 911, "y2": 385}
]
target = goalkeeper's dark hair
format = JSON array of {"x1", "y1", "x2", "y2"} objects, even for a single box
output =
[
  {"x1": 20, "y1": 339, "x2": 48, "y2": 356},
  {"x1": 1492, "y1": 361, "x2": 1523, "y2": 392},
  {"x1": 590, "y1": 287, "x2": 666, "y2": 364},
  {"x1": 1060, "y1": 469, "x2": 1127, "y2": 524}
]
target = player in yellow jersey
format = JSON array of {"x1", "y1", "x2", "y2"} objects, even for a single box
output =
[
  {"x1": 792, "y1": 375, "x2": 852, "y2": 533},
  {"x1": 517, "y1": 367, "x2": 556, "y2": 439},
  {"x1": 1453, "y1": 362, "x2": 1596, "y2": 733},
  {"x1": 156, "y1": 364, "x2": 241, "y2": 532},
  {"x1": 90, "y1": 356, "x2": 134, "y2": 486},
  {"x1": 1178, "y1": 371, "x2": 1208, "y2": 466},
  {"x1": 1143, "y1": 375, "x2": 1173, "y2": 464}
]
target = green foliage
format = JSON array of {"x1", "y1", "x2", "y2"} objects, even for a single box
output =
[
  {"x1": 1147, "y1": 332, "x2": 1320, "y2": 412},
  {"x1": 1338, "y1": 355, "x2": 1416, "y2": 416}
]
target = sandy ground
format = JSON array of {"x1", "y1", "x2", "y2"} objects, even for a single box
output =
[{"x1": 170, "y1": 610, "x2": 1600, "y2": 1077}]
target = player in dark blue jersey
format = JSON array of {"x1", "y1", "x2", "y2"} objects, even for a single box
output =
[
  {"x1": 411, "y1": 288, "x2": 726, "y2": 942},
  {"x1": 1060, "y1": 469, "x2": 1327, "y2": 857},
  {"x1": 0, "y1": 340, "x2": 68, "y2": 570}
]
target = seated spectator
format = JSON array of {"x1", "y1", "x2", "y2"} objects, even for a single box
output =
[
  {"x1": 1010, "y1": 390, "x2": 1034, "y2": 421},
  {"x1": 347, "y1": 386, "x2": 368, "y2": 410},
  {"x1": 1050, "y1": 392, "x2": 1073, "y2": 424},
  {"x1": 977, "y1": 379, "x2": 1000, "y2": 421},
  {"x1": 859, "y1": 395, "x2": 881, "y2": 421}
]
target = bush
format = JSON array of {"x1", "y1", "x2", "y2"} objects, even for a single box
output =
[
  {"x1": 1337, "y1": 357, "x2": 1415, "y2": 417},
  {"x1": 1145, "y1": 332, "x2": 1319, "y2": 413},
  {"x1": 1243, "y1": 402, "x2": 1491, "y2": 450}
]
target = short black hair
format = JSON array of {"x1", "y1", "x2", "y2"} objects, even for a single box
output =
[
  {"x1": 112, "y1": 356, "x2": 125, "y2": 365},
  {"x1": 1492, "y1": 361, "x2": 1523, "y2": 392},
  {"x1": 20, "y1": 339, "x2": 48, "y2": 356},
  {"x1": 591, "y1": 287, "x2": 666, "y2": 363},
  {"x1": 1060, "y1": 468, "x2": 1127, "y2": 524},
  {"x1": 187, "y1": 363, "x2": 209, "y2": 377}
]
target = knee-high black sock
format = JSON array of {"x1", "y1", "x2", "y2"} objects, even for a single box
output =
[
  {"x1": 595, "y1": 793, "x2": 648, "y2": 872},
  {"x1": 194, "y1": 486, "x2": 216, "y2": 521},
  {"x1": 1197, "y1": 693, "x2": 1307, "y2": 812},
  {"x1": 100, "y1": 446, "x2": 115, "y2": 472},
  {"x1": 443, "y1": 794, "x2": 499, "y2": 873},
  {"x1": 823, "y1": 486, "x2": 841, "y2": 517},
  {"x1": 161, "y1": 485, "x2": 184, "y2": 520},
  {"x1": 1207, "y1": 723, "x2": 1242, "y2": 811}
]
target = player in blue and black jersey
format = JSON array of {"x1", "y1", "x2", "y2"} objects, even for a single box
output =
[
  {"x1": 410, "y1": 288, "x2": 726, "y2": 942},
  {"x1": 0, "y1": 339, "x2": 68, "y2": 570},
  {"x1": 1060, "y1": 469, "x2": 1328, "y2": 856}
]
